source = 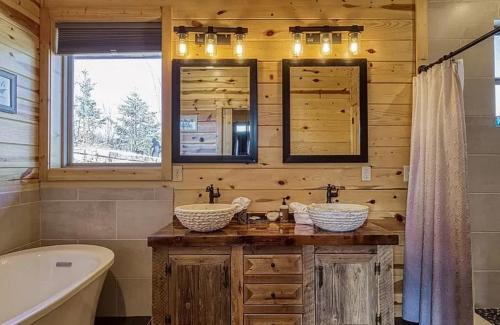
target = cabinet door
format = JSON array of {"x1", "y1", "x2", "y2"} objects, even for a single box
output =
[
  {"x1": 169, "y1": 255, "x2": 230, "y2": 325},
  {"x1": 315, "y1": 254, "x2": 378, "y2": 325}
]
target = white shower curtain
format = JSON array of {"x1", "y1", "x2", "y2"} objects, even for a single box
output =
[{"x1": 402, "y1": 60, "x2": 473, "y2": 325}]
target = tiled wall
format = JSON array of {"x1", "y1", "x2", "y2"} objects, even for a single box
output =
[
  {"x1": 0, "y1": 188, "x2": 40, "y2": 254},
  {"x1": 428, "y1": 0, "x2": 500, "y2": 308},
  {"x1": 40, "y1": 185, "x2": 174, "y2": 316}
]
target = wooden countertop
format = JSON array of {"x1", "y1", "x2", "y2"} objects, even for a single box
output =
[{"x1": 148, "y1": 217, "x2": 403, "y2": 247}]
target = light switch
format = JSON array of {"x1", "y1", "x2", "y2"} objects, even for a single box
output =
[
  {"x1": 173, "y1": 165, "x2": 183, "y2": 182},
  {"x1": 361, "y1": 166, "x2": 371, "y2": 182}
]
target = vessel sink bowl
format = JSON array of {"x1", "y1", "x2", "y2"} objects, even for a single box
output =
[
  {"x1": 175, "y1": 204, "x2": 237, "y2": 232},
  {"x1": 307, "y1": 203, "x2": 369, "y2": 232}
]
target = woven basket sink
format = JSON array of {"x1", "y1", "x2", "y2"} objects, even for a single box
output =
[
  {"x1": 175, "y1": 204, "x2": 237, "y2": 232},
  {"x1": 307, "y1": 203, "x2": 369, "y2": 232}
]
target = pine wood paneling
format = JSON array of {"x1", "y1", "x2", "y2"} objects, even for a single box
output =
[
  {"x1": 0, "y1": 0, "x2": 39, "y2": 188},
  {"x1": 0, "y1": 0, "x2": 40, "y2": 185},
  {"x1": 45, "y1": 0, "x2": 415, "y2": 20}
]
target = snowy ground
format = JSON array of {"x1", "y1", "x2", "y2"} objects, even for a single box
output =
[{"x1": 74, "y1": 146, "x2": 160, "y2": 164}]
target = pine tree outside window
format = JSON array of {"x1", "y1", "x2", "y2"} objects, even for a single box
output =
[{"x1": 67, "y1": 54, "x2": 162, "y2": 164}]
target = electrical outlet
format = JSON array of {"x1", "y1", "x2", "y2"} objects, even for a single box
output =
[
  {"x1": 361, "y1": 166, "x2": 371, "y2": 182},
  {"x1": 404, "y1": 165, "x2": 410, "y2": 182},
  {"x1": 173, "y1": 165, "x2": 183, "y2": 182}
]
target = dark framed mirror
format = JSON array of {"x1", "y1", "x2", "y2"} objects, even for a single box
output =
[
  {"x1": 172, "y1": 59, "x2": 258, "y2": 163},
  {"x1": 282, "y1": 59, "x2": 368, "y2": 163}
]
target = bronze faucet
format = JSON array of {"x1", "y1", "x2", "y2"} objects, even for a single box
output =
[
  {"x1": 326, "y1": 184, "x2": 343, "y2": 203},
  {"x1": 206, "y1": 184, "x2": 221, "y2": 204}
]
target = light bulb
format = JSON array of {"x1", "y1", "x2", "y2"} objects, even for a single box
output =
[
  {"x1": 177, "y1": 32, "x2": 188, "y2": 57},
  {"x1": 234, "y1": 33, "x2": 245, "y2": 57},
  {"x1": 320, "y1": 32, "x2": 332, "y2": 56},
  {"x1": 348, "y1": 32, "x2": 360, "y2": 55},
  {"x1": 205, "y1": 32, "x2": 217, "y2": 57},
  {"x1": 292, "y1": 32, "x2": 303, "y2": 57}
]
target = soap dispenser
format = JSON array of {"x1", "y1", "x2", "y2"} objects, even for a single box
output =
[{"x1": 280, "y1": 198, "x2": 289, "y2": 223}]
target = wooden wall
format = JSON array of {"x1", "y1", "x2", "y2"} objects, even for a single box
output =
[
  {"x1": 289, "y1": 66, "x2": 360, "y2": 156},
  {"x1": 0, "y1": 0, "x2": 41, "y2": 254},
  {"x1": 166, "y1": 3, "x2": 414, "y2": 222},
  {"x1": 0, "y1": 0, "x2": 40, "y2": 190}
]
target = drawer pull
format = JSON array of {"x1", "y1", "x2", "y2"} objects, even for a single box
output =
[
  {"x1": 270, "y1": 292, "x2": 276, "y2": 299},
  {"x1": 271, "y1": 262, "x2": 276, "y2": 268}
]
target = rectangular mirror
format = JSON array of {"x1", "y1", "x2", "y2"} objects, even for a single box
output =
[
  {"x1": 172, "y1": 59, "x2": 258, "y2": 163},
  {"x1": 282, "y1": 59, "x2": 368, "y2": 163}
]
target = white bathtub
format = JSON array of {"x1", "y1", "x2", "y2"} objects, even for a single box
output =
[{"x1": 0, "y1": 245, "x2": 114, "y2": 325}]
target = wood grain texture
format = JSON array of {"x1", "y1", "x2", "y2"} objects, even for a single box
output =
[
  {"x1": 289, "y1": 66, "x2": 360, "y2": 156},
  {"x1": 378, "y1": 245, "x2": 395, "y2": 325},
  {"x1": 302, "y1": 246, "x2": 315, "y2": 325},
  {"x1": 152, "y1": 247, "x2": 169, "y2": 325},
  {"x1": 232, "y1": 246, "x2": 245, "y2": 325},
  {"x1": 168, "y1": 254, "x2": 231, "y2": 324},
  {"x1": 0, "y1": 0, "x2": 39, "y2": 187},
  {"x1": 147, "y1": 219, "x2": 401, "y2": 247},
  {"x1": 244, "y1": 255, "x2": 302, "y2": 275},
  {"x1": 244, "y1": 314, "x2": 302, "y2": 325},
  {"x1": 244, "y1": 283, "x2": 303, "y2": 305},
  {"x1": 161, "y1": 6, "x2": 173, "y2": 180},
  {"x1": 315, "y1": 253, "x2": 378, "y2": 325}
]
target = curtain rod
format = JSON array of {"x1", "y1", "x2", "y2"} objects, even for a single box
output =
[{"x1": 418, "y1": 25, "x2": 500, "y2": 74}]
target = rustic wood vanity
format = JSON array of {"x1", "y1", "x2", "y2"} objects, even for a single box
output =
[{"x1": 148, "y1": 219, "x2": 400, "y2": 325}]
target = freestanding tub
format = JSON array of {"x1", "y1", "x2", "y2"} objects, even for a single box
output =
[{"x1": 0, "y1": 245, "x2": 114, "y2": 325}]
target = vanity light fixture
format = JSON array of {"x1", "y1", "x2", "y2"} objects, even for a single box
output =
[
  {"x1": 174, "y1": 26, "x2": 248, "y2": 58},
  {"x1": 289, "y1": 25, "x2": 364, "y2": 57}
]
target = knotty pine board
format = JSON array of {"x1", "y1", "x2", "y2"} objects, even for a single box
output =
[{"x1": 0, "y1": 1, "x2": 40, "y2": 187}]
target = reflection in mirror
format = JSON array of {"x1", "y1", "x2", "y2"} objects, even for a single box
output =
[
  {"x1": 173, "y1": 60, "x2": 257, "y2": 163},
  {"x1": 283, "y1": 59, "x2": 368, "y2": 163}
]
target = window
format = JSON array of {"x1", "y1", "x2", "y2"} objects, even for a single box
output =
[
  {"x1": 55, "y1": 22, "x2": 163, "y2": 165},
  {"x1": 68, "y1": 54, "x2": 162, "y2": 164},
  {"x1": 495, "y1": 21, "x2": 500, "y2": 126}
]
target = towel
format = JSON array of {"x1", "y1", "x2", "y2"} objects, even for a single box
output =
[
  {"x1": 289, "y1": 202, "x2": 313, "y2": 225},
  {"x1": 232, "y1": 197, "x2": 252, "y2": 213}
]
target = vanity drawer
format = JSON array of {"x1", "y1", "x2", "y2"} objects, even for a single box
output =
[
  {"x1": 244, "y1": 255, "x2": 302, "y2": 275},
  {"x1": 244, "y1": 314, "x2": 302, "y2": 325},
  {"x1": 244, "y1": 284, "x2": 303, "y2": 305}
]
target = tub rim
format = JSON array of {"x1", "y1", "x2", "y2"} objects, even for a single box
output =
[{"x1": 0, "y1": 244, "x2": 114, "y2": 325}]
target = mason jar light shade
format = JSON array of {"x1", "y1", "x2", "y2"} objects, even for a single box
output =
[
  {"x1": 320, "y1": 32, "x2": 332, "y2": 56},
  {"x1": 234, "y1": 33, "x2": 245, "y2": 57},
  {"x1": 292, "y1": 32, "x2": 303, "y2": 57},
  {"x1": 177, "y1": 32, "x2": 188, "y2": 56},
  {"x1": 348, "y1": 32, "x2": 360, "y2": 55},
  {"x1": 205, "y1": 32, "x2": 217, "y2": 57}
]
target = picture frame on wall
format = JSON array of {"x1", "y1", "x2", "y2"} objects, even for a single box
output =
[{"x1": 0, "y1": 69, "x2": 17, "y2": 114}]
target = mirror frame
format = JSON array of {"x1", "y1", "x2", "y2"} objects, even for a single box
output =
[
  {"x1": 172, "y1": 59, "x2": 258, "y2": 163},
  {"x1": 282, "y1": 59, "x2": 368, "y2": 163}
]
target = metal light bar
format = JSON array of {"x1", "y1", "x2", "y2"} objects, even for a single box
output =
[
  {"x1": 174, "y1": 26, "x2": 248, "y2": 34},
  {"x1": 289, "y1": 25, "x2": 364, "y2": 34}
]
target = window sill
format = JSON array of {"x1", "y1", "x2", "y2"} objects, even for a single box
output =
[{"x1": 46, "y1": 166, "x2": 163, "y2": 181}]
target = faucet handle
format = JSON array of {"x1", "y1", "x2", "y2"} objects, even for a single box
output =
[{"x1": 206, "y1": 184, "x2": 214, "y2": 192}]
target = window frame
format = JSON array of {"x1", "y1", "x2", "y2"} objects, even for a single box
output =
[
  {"x1": 65, "y1": 54, "x2": 163, "y2": 167},
  {"x1": 41, "y1": 7, "x2": 173, "y2": 181}
]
